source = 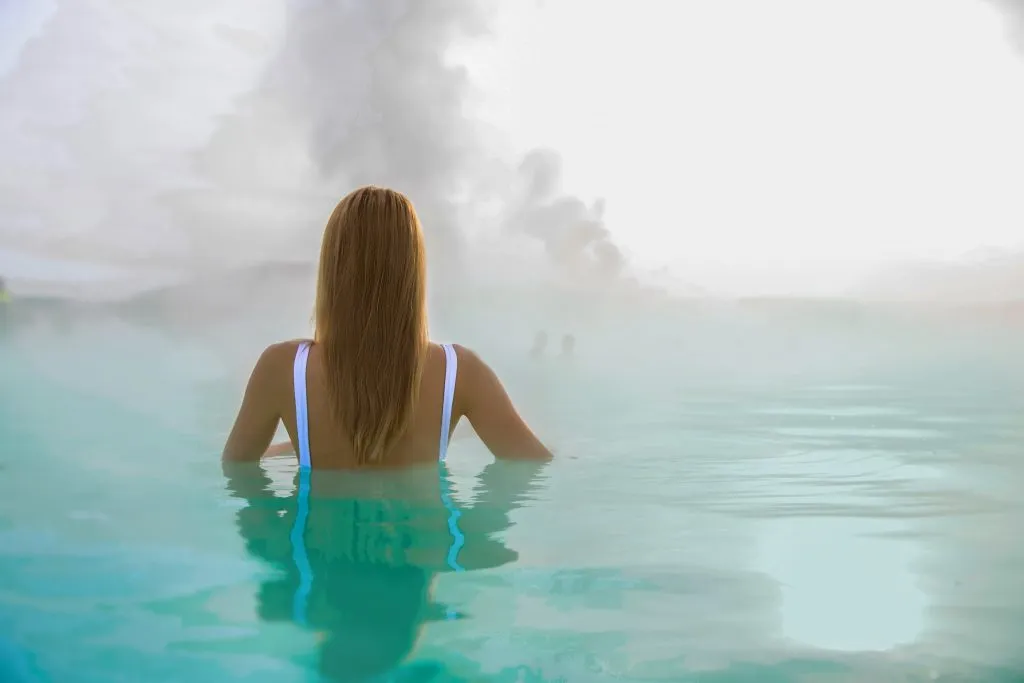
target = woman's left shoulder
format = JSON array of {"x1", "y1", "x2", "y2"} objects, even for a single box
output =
[
  {"x1": 267, "y1": 338, "x2": 314, "y2": 354},
  {"x1": 252, "y1": 339, "x2": 313, "y2": 372}
]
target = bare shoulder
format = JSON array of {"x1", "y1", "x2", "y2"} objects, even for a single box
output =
[
  {"x1": 426, "y1": 342, "x2": 481, "y2": 366},
  {"x1": 448, "y1": 343, "x2": 502, "y2": 391},
  {"x1": 252, "y1": 339, "x2": 312, "y2": 375},
  {"x1": 448, "y1": 343, "x2": 487, "y2": 375}
]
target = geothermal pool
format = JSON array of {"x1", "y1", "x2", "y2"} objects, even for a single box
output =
[{"x1": 1, "y1": 296, "x2": 1022, "y2": 682}]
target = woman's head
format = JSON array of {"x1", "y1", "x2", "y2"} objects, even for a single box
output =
[{"x1": 315, "y1": 186, "x2": 428, "y2": 464}]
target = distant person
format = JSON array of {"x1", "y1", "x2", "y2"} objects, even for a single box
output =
[
  {"x1": 561, "y1": 333, "x2": 575, "y2": 357},
  {"x1": 529, "y1": 330, "x2": 548, "y2": 359},
  {"x1": 223, "y1": 185, "x2": 552, "y2": 466},
  {"x1": 0, "y1": 276, "x2": 9, "y2": 332}
]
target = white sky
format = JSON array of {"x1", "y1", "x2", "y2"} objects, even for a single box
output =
[{"x1": 462, "y1": 0, "x2": 1024, "y2": 295}]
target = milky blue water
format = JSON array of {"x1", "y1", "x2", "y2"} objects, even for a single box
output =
[{"x1": 1, "y1": 300, "x2": 1023, "y2": 682}]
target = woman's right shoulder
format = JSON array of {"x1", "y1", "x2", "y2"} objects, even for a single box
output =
[
  {"x1": 436, "y1": 343, "x2": 486, "y2": 373},
  {"x1": 441, "y1": 344, "x2": 505, "y2": 395}
]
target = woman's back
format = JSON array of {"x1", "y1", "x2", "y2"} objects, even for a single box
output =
[
  {"x1": 222, "y1": 185, "x2": 551, "y2": 467},
  {"x1": 283, "y1": 340, "x2": 457, "y2": 468},
  {"x1": 230, "y1": 339, "x2": 549, "y2": 467},
  {"x1": 303, "y1": 341, "x2": 453, "y2": 467}
]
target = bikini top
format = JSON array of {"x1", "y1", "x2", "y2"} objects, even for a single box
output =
[{"x1": 292, "y1": 341, "x2": 459, "y2": 467}]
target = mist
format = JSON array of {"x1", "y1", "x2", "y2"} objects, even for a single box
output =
[
  {"x1": 986, "y1": 0, "x2": 1024, "y2": 52},
  {"x1": 0, "y1": 0, "x2": 643, "y2": 313},
  {"x1": 1, "y1": 0, "x2": 1023, "y2": 312}
]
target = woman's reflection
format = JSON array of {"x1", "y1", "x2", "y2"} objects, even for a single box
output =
[{"x1": 223, "y1": 458, "x2": 546, "y2": 682}]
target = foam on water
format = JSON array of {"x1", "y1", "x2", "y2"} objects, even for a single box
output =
[{"x1": 1, "y1": 300, "x2": 1024, "y2": 681}]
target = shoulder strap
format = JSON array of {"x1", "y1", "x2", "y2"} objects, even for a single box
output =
[
  {"x1": 293, "y1": 342, "x2": 312, "y2": 469},
  {"x1": 439, "y1": 344, "x2": 458, "y2": 461}
]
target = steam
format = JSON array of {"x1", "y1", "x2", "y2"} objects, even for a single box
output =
[
  {"x1": 188, "y1": 0, "x2": 488, "y2": 274},
  {"x1": 0, "y1": 1, "x2": 284, "y2": 272},
  {"x1": 858, "y1": 0, "x2": 1024, "y2": 305},
  {"x1": 985, "y1": 0, "x2": 1024, "y2": 53},
  {"x1": 503, "y1": 149, "x2": 628, "y2": 286},
  {"x1": 856, "y1": 249, "x2": 1024, "y2": 303},
  {"x1": 0, "y1": 0, "x2": 641, "y2": 301}
]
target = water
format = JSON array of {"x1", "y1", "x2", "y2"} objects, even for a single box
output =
[{"x1": 1, "y1": 295, "x2": 1023, "y2": 682}]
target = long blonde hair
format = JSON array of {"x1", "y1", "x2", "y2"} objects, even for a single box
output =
[{"x1": 315, "y1": 186, "x2": 428, "y2": 465}]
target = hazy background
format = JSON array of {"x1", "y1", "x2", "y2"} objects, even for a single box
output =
[{"x1": 1, "y1": 0, "x2": 1023, "y2": 303}]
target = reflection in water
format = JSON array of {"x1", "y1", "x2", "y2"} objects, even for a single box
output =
[
  {"x1": 761, "y1": 517, "x2": 927, "y2": 652},
  {"x1": 223, "y1": 458, "x2": 546, "y2": 682}
]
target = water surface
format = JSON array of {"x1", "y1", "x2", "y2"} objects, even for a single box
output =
[{"x1": 1, "y1": 300, "x2": 1022, "y2": 681}]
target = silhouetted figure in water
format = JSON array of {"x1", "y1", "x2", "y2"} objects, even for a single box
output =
[
  {"x1": 530, "y1": 331, "x2": 548, "y2": 358},
  {"x1": 223, "y1": 458, "x2": 546, "y2": 682},
  {"x1": 0, "y1": 276, "x2": 9, "y2": 333},
  {"x1": 561, "y1": 334, "x2": 575, "y2": 357}
]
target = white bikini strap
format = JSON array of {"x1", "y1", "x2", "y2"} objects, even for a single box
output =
[
  {"x1": 293, "y1": 342, "x2": 312, "y2": 469},
  {"x1": 439, "y1": 344, "x2": 458, "y2": 461}
]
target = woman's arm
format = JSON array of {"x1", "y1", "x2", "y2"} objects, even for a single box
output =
[
  {"x1": 264, "y1": 442, "x2": 294, "y2": 457},
  {"x1": 222, "y1": 344, "x2": 287, "y2": 462},
  {"x1": 456, "y1": 345, "x2": 552, "y2": 461}
]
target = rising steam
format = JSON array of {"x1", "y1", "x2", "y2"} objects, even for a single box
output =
[
  {"x1": 985, "y1": 0, "x2": 1024, "y2": 52},
  {"x1": 0, "y1": 0, "x2": 633, "y2": 301},
  {"x1": 503, "y1": 149, "x2": 627, "y2": 286},
  {"x1": 184, "y1": 0, "x2": 488, "y2": 275}
]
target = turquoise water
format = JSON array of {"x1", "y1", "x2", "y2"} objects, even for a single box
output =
[{"x1": 1, "y1": 301, "x2": 1023, "y2": 681}]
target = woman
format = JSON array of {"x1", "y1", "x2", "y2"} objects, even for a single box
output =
[{"x1": 223, "y1": 186, "x2": 552, "y2": 467}]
